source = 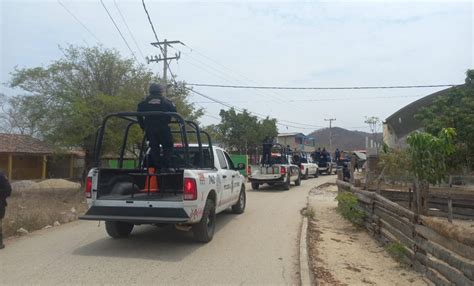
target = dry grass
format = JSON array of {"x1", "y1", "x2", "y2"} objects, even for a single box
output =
[
  {"x1": 422, "y1": 216, "x2": 474, "y2": 247},
  {"x1": 3, "y1": 187, "x2": 87, "y2": 238}
]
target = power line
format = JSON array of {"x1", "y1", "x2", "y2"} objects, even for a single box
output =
[
  {"x1": 188, "y1": 88, "x2": 322, "y2": 129},
  {"x1": 113, "y1": 0, "x2": 145, "y2": 60},
  {"x1": 57, "y1": 0, "x2": 102, "y2": 44},
  {"x1": 141, "y1": 0, "x2": 177, "y2": 84},
  {"x1": 192, "y1": 94, "x2": 425, "y2": 103},
  {"x1": 187, "y1": 83, "x2": 459, "y2": 90},
  {"x1": 100, "y1": 0, "x2": 138, "y2": 62}
]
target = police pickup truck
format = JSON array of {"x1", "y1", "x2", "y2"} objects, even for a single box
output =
[
  {"x1": 80, "y1": 112, "x2": 246, "y2": 243},
  {"x1": 293, "y1": 152, "x2": 319, "y2": 179},
  {"x1": 248, "y1": 144, "x2": 301, "y2": 190}
]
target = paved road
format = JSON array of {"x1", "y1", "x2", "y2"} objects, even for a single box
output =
[{"x1": 1, "y1": 176, "x2": 334, "y2": 285}]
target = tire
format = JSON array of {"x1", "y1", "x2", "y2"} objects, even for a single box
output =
[
  {"x1": 105, "y1": 221, "x2": 134, "y2": 238},
  {"x1": 314, "y1": 170, "x2": 319, "y2": 178},
  {"x1": 192, "y1": 199, "x2": 216, "y2": 243},
  {"x1": 251, "y1": 182, "x2": 260, "y2": 190},
  {"x1": 283, "y1": 174, "x2": 291, "y2": 190},
  {"x1": 303, "y1": 169, "x2": 309, "y2": 180},
  {"x1": 295, "y1": 173, "x2": 301, "y2": 186},
  {"x1": 232, "y1": 186, "x2": 246, "y2": 214}
]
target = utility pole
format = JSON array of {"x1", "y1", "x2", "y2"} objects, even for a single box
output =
[
  {"x1": 147, "y1": 39, "x2": 182, "y2": 96},
  {"x1": 324, "y1": 118, "x2": 336, "y2": 153}
]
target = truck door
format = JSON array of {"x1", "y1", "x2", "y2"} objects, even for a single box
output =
[
  {"x1": 223, "y1": 151, "x2": 241, "y2": 201},
  {"x1": 216, "y1": 149, "x2": 234, "y2": 209}
]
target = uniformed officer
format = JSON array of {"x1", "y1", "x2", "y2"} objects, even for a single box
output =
[
  {"x1": 261, "y1": 136, "x2": 273, "y2": 166},
  {"x1": 137, "y1": 83, "x2": 177, "y2": 171},
  {"x1": 0, "y1": 171, "x2": 12, "y2": 249}
]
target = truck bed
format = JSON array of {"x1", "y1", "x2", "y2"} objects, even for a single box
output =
[{"x1": 96, "y1": 168, "x2": 184, "y2": 202}]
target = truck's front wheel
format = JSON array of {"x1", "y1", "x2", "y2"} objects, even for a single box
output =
[
  {"x1": 105, "y1": 221, "x2": 134, "y2": 238},
  {"x1": 251, "y1": 182, "x2": 260, "y2": 190},
  {"x1": 295, "y1": 173, "x2": 301, "y2": 186},
  {"x1": 193, "y1": 199, "x2": 216, "y2": 243},
  {"x1": 283, "y1": 174, "x2": 291, "y2": 190},
  {"x1": 232, "y1": 186, "x2": 246, "y2": 214}
]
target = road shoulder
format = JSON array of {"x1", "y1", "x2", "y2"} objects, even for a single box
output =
[{"x1": 307, "y1": 183, "x2": 432, "y2": 285}]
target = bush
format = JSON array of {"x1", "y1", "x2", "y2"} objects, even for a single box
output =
[
  {"x1": 335, "y1": 192, "x2": 366, "y2": 226},
  {"x1": 386, "y1": 241, "x2": 410, "y2": 264},
  {"x1": 301, "y1": 207, "x2": 315, "y2": 219}
]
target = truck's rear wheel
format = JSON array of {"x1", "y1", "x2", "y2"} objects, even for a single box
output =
[
  {"x1": 193, "y1": 199, "x2": 216, "y2": 243},
  {"x1": 105, "y1": 221, "x2": 134, "y2": 238},
  {"x1": 283, "y1": 174, "x2": 291, "y2": 190},
  {"x1": 232, "y1": 186, "x2": 246, "y2": 214},
  {"x1": 251, "y1": 182, "x2": 260, "y2": 190}
]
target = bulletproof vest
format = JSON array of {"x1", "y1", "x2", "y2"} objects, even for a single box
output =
[{"x1": 139, "y1": 95, "x2": 174, "y2": 127}]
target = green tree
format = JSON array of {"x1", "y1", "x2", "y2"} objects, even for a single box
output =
[
  {"x1": 407, "y1": 128, "x2": 456, "y2": 214},
  {"x1": 9, "y1": 45, "x2": 201, "y2": 170},
  {"x1": 415, "y1": 70, "x2": 474, "y2": 170},
  {"x1": 217, "y1": 108, "x2": 277, "y2": 154}
]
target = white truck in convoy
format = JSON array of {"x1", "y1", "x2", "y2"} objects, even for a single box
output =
[
  {"x1": 80, "y1": 112, "x2": 246, "y2": 243},
  {"x1": 293, "y1": 152, "x2": 319, "y2": 179},
  {"x1": 248, "y1": 143, "x2": 301, "y2": 190}
]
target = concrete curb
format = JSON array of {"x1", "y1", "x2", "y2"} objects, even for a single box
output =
[{"x1": 299, "y1": 216, "x2": 312, "y2": 285}]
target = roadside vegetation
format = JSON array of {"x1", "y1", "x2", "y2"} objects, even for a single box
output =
[{"x1": 335, "y1": 192, "x2": 365, "y2": 226}]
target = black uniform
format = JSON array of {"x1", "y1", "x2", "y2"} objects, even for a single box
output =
[
  {"x1": 0, "y1": 171, "x2": 12, "y2": 249},
  {"x1": 261, "y1": 136, "x2": 273, "y2": 166},
  {"x1": 137, "y1": 93, "x2": 177, "y2": 169}
]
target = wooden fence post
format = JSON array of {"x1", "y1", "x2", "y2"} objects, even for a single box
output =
[{"x1": 448, "y1": 176, "x2": 453, "y2": 223}]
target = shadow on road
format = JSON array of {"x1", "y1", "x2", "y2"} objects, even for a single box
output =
[
  {"x1": 248, "y1": 183, "x2": 297, "y2": 193},
  {"x1": 72, "y1": 210, "x2": 238, "y2": 261}
]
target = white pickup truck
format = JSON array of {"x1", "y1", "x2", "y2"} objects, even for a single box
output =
[
  {"x1": 80, "y1": 112, "x2": 246, "y2": 243},
  {"x1": 293, "y1": 152, "x2": 319, "y2": 180},
  {"x1": 248, "y1": 144, "x2": 301, "y2": 190}
]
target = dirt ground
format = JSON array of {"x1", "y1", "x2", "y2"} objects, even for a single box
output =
[
  {"x1": 307, "y1": 183, "x2": 432, "y2": 286},
  {"x1": 3, "y1": 180, "x2": 87, "y2": 238}
]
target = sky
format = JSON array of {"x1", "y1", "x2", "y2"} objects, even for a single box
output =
[{"x1": 1, "y1": 0, "x2": 473, "y2": 133}]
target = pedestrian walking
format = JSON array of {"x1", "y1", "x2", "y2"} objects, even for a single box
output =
[{"x1": 0, "y1": 171, "x2": 12, "y2": 249}]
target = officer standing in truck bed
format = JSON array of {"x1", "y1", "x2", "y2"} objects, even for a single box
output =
[{"x1": 137, "y1": 83, "x2": 177, "y2": 172}]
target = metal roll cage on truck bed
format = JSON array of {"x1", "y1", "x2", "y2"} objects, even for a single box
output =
[
  {"x1": 81, "y1": 111, "x2": 247, "y2": 243},
  {"x1": 248, "y1": 143, "x2": 301, "y2": 191}
]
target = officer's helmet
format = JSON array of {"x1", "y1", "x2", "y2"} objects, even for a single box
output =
[{"x1": 149, "y1": 83, "x2": 163, "y2": 96}]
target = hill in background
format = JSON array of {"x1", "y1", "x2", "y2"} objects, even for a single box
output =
[{"x1": 308, "y1": 127, "x2": 382, "y2": 151}]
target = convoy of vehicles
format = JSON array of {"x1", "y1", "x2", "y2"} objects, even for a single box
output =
[
  {"x1": 248, "y1": 144, "x2": 301, "y2": 190},
  {"x1": 80, "y1": 111, "x2": 246, "y2": 243},
  {"x1": 80, "y1": 110, "x2": 346, "y2": 244}
]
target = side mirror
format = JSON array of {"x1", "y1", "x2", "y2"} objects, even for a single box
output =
[{"x1": 237, "y1": 163, "x2": 246, "y2": 170}]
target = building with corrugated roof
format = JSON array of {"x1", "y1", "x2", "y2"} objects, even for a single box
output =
[{"x1": 383, "y1": 85, "x2": 464, "y2": 148}]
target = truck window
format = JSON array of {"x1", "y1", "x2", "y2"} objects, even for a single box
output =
[
  {"x1": 216, "y1": 149, "x2": 228, "y2": 169},
  {"x1": 223, "y1": 152, "x2": 235, "y2": 170}
]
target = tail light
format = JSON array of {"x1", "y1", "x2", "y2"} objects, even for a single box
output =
[
  {"x1": 280, "y1": 166, "x2": 286, "y2": 176},
  {"x1": 300, "y1": 165, "x2": 304, "y2": 171},
  {"x1": 85, "y1": 176, "x2": 92, "y2": 198},
  {"x1": 184, "y1": 178, "x2": 197, "y2": 200},
  {"x1": 247, "y1": 165, "x2": 251, "y2": 175}
]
